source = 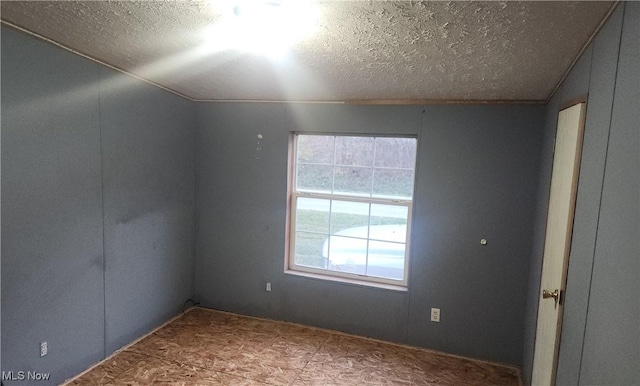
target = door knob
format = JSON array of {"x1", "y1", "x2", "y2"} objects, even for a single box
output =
[{"x1": 542, "y1": 289, "x2": 560, "y2": 308}]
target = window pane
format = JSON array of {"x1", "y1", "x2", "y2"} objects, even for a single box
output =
[
  {"x1": 291, "y1": 134, "x2": 416, "y2": 286},
  {"x1": 374, "y1": 137, "x2": 417, "y2": 168},
  {"x1": 294, "y1": 232, "x2": 328, "y2": 269},
  {"x1": 295, "y1": 197, "x2": 330, "y2": 233},
  {"x1": 366, "y1": 240, "x2": 405, "y2": 280},
  {"x1": 372, "y1": 169, "x2": 414, "y2": 198},
  {"x1": 297, "y1": 163, "x2": 333, "y2": 192},
  {"x1": 367, "y1": 224, "x2": 407, "y2": 244},
  {"x1": 335, "y1": 136, "x2": 374, "y2": 166},
  {"x1": 334, "y1": 166, "x2": 372, "y2": 196},
  {"x1": 370, "y1": 204, "x2": 408, "y2": 229},
  {"x1": 326, "y1": 235, "x2": 367, "y2": 275},
  {"x1": 297, "y1": 135, "x2": 334, "y2": 164},
  {"x1": 330, "y1": 200, "x2": 370, "y2": 233}
]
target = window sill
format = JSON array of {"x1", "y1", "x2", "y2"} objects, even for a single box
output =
[{"x1": 284, "y1": 269, "x2": 408, "y2": 292}]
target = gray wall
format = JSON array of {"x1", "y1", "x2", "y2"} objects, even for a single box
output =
[
  {"x1": 407, "y1": 106, "x2": 543, "y2": 366},
  {"x1": 2, "y1": 26, "x2": 104, "y2": 385},
  {"x1": 522, "y1": 3, "x2": 639, "y2": 384},
  {"x1": 100, "y1": 67, "x2": 196, "y2": 355},
  {"x1": 1, "y1": 26, "x2": 195, "y2": 385},
  {"x1": 577, "y1": 3, "x2": 639, "y2": 384},
  {"x1": 195, "y1": 102, "x2": 544, "y2": 366}
]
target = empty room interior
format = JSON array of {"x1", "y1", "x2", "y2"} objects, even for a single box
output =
[{"x1": 0, "y1": 1, "x2": 638, "y2": 385}]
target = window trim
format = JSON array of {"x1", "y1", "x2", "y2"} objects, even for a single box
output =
[{"x1": 285, "y1": 133, "x2": 417, "y2": 288}]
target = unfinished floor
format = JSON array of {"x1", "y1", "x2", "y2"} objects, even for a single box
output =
[{"x1": 65, "y1": 307, "x2": 521, "y2": 385}]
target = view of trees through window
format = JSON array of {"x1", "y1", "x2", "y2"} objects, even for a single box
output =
[
  {"x1": 291, "y1": 135, "x2": 416, "y2": 284},
  {"x1": 296, "y1": 135, "x2": 416, "y2": 198}
]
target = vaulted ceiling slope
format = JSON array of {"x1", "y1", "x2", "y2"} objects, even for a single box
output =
[{"x1": 1, "y1": 1, "x2": 615, "y2": 102}]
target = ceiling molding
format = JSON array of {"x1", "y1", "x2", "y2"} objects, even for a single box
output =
[
  {"x1": 344, "y1": 99, "x2": 545, "y2": 106},
  {"x1": 192, "y1": 99, "x2": 345, "y2": 104}
]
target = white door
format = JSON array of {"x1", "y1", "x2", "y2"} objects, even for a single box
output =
[{"x1": 532, "y1": 102, "x2": 586, "y2": 385}]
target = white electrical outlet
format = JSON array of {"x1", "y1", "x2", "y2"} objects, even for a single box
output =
[
  {"x1": 40, "y1": 341, "x2": 48, "y2": 357},
  {"x1": 430, "y1": 308, "x2": 441, "y2": 323},
  {"x1": 266, "y1": 282, "x2": 272, "y2": 292}
]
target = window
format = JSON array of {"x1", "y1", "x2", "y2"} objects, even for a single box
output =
[{"x1": 287, "y1": 134, "x2": 417, "y2": 287}]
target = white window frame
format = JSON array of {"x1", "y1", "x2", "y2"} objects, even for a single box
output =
[{"x1": 285, "y1": 133, "x2": 416, "y2": 289}]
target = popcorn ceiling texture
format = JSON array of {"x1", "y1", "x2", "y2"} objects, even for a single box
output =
[{"x1": 1, "y1": 1, "x2": 614, "y2": 102}]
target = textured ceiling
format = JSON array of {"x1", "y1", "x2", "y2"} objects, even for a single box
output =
[{"x1": 1, "y1": 1, "x2": 615, "y2": 102}]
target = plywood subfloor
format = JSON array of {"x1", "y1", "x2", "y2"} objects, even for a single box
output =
[{"x1": 65, "y1": 307, "x2": 521, "y2": 385}]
